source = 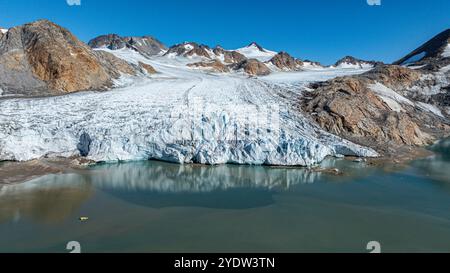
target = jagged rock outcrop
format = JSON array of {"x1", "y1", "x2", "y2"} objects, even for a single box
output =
[
  {"x1": 394, "y1": 29, "x2": 450, "y2": 70},
  {"x1": 302, "y1": 65, "x2": 449, "y2": 155},
  {"x1": 164, "y1": 42, "x2": 212, "y2": 59},
  {"x1": 138, "y1": 61, "x2": 157, "y2": 74},
  {"x1": 233, "y1": 59, "x2": 271, "y2": 76},
  {"x1": 88, "y1": 34, "x2": 126, "y2": 50},
  {"x1": 223, "y1": 50, "x2": 247, "y2": 64},
  {"x1": 334, "y1": 56, "x2": 383, "y2": 68},
  {"x1": 213, "y1": 46, "x2": 247, "y2": 64},
  {"x1": 88, "y1": 34, "x2": 166, "y2": 56},
  {"x1": 0, "y1": 20, "x2": 139, "y2": 96},
  {"x1": 270, "y1": 51, "x2": 303, "y2": 70},
  {"x1": 187, "y1": 60, "x2": 230, "y2": 73}
]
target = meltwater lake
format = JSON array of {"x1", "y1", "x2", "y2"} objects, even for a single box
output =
[{"x1": 0, "y1": 139, "x2": 449, "y2": 253}]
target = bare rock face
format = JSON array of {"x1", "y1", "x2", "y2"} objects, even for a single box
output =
[
  {"x1": 0, "y1": 20, "x2": 139, "y2": 96},
  {"x1": 88, "y1": 34, "x2": 167, "y2": 56},
  {"x1": 138, "y1": 61, "x2": 157, "y2": 74},
  {"x1": 187, "y1": 60, "x2": 230, "y2": 73},
  {"x1": 270, "y1": 51, "x2": 303, "y2": 70},
  {"x1": 223, "y1": 51, "x2": 247, "y2": 64},
  {"x1": 234, "y1": 59, "x2": 271, "y2": 76},
  {"x1": 302, "y1": 70, "x2": 447, "y2": 155},
  {"x1": 88, "y1": 34, "x2": 127, "y2": 50}
]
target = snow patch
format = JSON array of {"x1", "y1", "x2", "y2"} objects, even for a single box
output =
[
  {"x1": 236, "y1": 44, "x2": 277, "y2": 62},
  {"x1": 416, "y1": 102, "x2": 444, "y2": 118},
  {"x1": 183, "y1": 43, "x2": 194, "y2": 51},
  {"x1": 440, "y1": 64, "x2": 450, "y2": 73},
  {"x1": 370, "y1": 82, "x2": 445, "y2": 118},
  {"x1": 262, "y1": 67, "x2": 372, "y2": 86},
  {"x1": 443, "y1": 43, "x2": 450, "y2": 58},
  {"x1": 0, "y1": 28, "x2": 7, "y2": 34},
  {"x1": 369, "y1": 82, "x2": 414, "y2": 112}
]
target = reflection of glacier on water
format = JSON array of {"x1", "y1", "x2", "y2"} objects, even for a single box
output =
[
  {"x1": 0, "y1": 161, "x2": 328, "y2": 213},
  {"x1": 0, "y1": 160, "x2": 326, "y2": 197},
  {"x1": 89, "y1": 161, "x2": 322, "y2": 193}
]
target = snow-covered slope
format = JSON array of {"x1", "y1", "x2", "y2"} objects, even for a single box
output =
[
  {"x1": 369, "y1": 82, "x2": 445, "y2": 118},
  {"x1": 235, "y1": 42, "x2": 277, "y2": 62},
  {"x1": 443, "y1": 43, "x2": 450, "y2": 58},
  {"x1": 0, "y1": 48, "x2": 377, "y2": 166},
  {"x1": 0, "y1": 28, "x2": 7, "y2": 34}
]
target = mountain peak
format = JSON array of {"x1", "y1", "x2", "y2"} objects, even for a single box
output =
[
  {"x1": 394, "y1": 29, "x2": 450, "y2": 68},
  {"x1": 0, "y1": 19, "x2": 141, "y2": 95},
  {"x1": 247, "y1": 42, "x2": 266, "y2": 52}
]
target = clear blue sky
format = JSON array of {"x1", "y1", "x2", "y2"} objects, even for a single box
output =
[{"x1": 0, "y1": 0, "x2": 449, "y2": 64}]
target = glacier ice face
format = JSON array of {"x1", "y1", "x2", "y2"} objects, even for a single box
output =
[{"x1": 0, "y1": 50, "x2": 377, "y2": 166}]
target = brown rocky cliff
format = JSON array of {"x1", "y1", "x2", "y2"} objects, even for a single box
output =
[
  {"x1": 138, "y1": 61, "x2": 157, "y2": 74},
  {"x1": 22, "y1": 20, "x2": 113, "y2": 92},
  {"x1": 0, "y1": 20, "x2": 140, "y2": 96},
  {"x1": 302, "y1": 67, "x2": 448, "y2": 155},
  {"x1": 270, "y1": 52, "x2": 303, "y2": 70},
  {"x1": 234, "y1": 59, "x2": 271, "y2": 76}
]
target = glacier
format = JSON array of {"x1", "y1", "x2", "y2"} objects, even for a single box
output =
[{"x1": 0, "y1": 49, "x2": 378, "y2": 166}]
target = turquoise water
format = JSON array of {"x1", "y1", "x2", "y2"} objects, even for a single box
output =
[{"x1": 0, "y1": 140, "x2": 449, "y2": 253}]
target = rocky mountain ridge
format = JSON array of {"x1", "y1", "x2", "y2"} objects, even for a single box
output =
[
  {"x1": 394, "y1": 29, "x2": 450, "y2": 71},
  {"x1": 88, "y1": 34, "x2": 167, "y2": 56},
  {"x1": 0, "y1": 20, "x2": 154, "y2": 96}
]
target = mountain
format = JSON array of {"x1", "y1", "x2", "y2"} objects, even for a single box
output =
[
  {"x1": 334, "y1": 56, "x2": 383, "y2": 69},
  {"x1": 0, "y1": 20, "x2": 448, "y2": 166},
  {"x1": 302, "y1": 64, "x2": 449, "y2": 155},
  {"x1": 233, "y1": 58, "x2": 271, "y2": 76},
  {"x1": 235, "y1": 42, "x2": 277, "y2": 62},
  {"x1": 269, "y1": 52, "x2": 303, "y2": 71},
  {"x1": 88, "y1": 34, "x2": 167, "y2": 56},
  {"x1": 212, "y1": 46, "x2": 247, "y2": 64},
  {"x1": 164, "y1": 42, "x2": 212, "y2": 59},
  {"x1": 0, "y1": 20, "x2": 147, "y2": 96},
  {"x1": 394, "y1": 29, "x2": 450, "y2": 70}
]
